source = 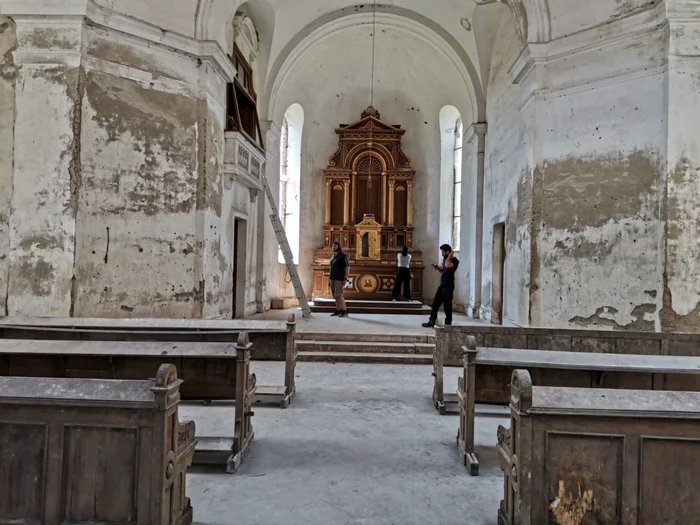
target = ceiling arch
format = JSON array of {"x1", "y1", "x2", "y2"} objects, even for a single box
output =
[{"x1": 262, "y1": 5, "x2": 486, "y2": 124}]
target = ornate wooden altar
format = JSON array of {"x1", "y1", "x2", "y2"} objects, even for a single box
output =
[{"x1": 311, "y1": 107, "x2": 424, "y2": 300}]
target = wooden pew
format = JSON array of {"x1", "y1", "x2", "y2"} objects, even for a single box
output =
[
  {"x1": 456, "y1": 343, "x2": 700, "y2": 476},
  {"x1": 0, "y1": 363, "x2": 196, "y2": 525},
  {"x1": 0, "y1": 336, "x2": 254, "y2": 473},
  {"x1": 0, "y1": 314, "x2": 298, "y2": 408},
  {"x1": 433, "y1": 325, "x2": 700, "y2": 414},
  {"x1": 497, "y1": 369, "x2": 700, "y2": 525}
]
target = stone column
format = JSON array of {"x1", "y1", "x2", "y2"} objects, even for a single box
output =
[
  {"x1": 2, "y1": 2, "x2": 86, "y2": 316},
  {"x1": 343, "y1": 180, "x2": 350, "y2": 225},
  {"x1": 325, "y1": 179, "x2": 332, "y2": 224},
  {"x1": 465, "y1": 123, "x2": 487, "y2": 318},
  {"x1": 388, "y1": 180, "x2": 396, "y2": 226},
  {"x1": 407, "y1": 181, "x2": 414, "y2": 226},
  {"x1": 664, "y1": 1, "x2": 700, "y2": 332}
]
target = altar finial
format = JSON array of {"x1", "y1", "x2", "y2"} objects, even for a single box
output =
[{"x1": 362, "y1": 106, "x2": 380, "y2": 120}]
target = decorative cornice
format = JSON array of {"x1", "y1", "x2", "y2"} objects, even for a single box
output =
[
  {"x1": 1, "y1": 0, "x2": 235, "y2": 82},
  {"x1": 0, "y1": 0, "x2": 89, "y2": 16},
  {"x1": 466, "y1": 122, "x2": 487, "y2": 144},
  {"x1": 507, "y1": 45, "x2": 534, "y2": 85},
  {"x1": 261, "y1": 120, "x2": 281, "y2": 142},
  {"x1": 665, "y1": 0, "x2": 700, "y2": 20},
  {"x1": 528, "y1": 0, "x2": 667, "y2": 63}
]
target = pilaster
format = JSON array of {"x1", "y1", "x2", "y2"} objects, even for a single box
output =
[
  {"x1": 464, "y1": 123, "x2": 487, "y2": 318},
  {"x1": 663, "y1": 0, "x2": 700, "y2": 332},
  {"x1": 2, "y1": 3, "x2": 86, "y2": 316}
]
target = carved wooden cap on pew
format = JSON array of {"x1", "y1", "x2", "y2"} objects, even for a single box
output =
[
  {"x1": 152, "y1": 363, "x2": 184, "y2": 409},
  {"x1": 510, "y1": 369, "x2": 533, "y2": 412}
]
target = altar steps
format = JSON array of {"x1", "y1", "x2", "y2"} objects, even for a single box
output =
[
  {"x1": 310, "y1": 298, "x2": 430, "y2": 315},
  {"x1": 296, "y1": 332, "x2": 435, "y2": 365}
]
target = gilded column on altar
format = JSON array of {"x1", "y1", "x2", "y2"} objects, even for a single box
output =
[
  {"x1": 407, "y1": 181, "x2": 413, "y2": 226},
  {"x1": 388, "y1": 180, "x2": 396, "y2": 225},
  {"x1": 343, "y1": 180, "x2": 351, "y2": 225}
]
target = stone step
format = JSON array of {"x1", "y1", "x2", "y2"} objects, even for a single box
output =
[
  {"x1": 296, "y1": 340, "x2": 434, "y2": 355},
  {"x1": 296, "y1": 332, "x2": 436, "y2": 344},
  {"x1": 297, "y1": 351, "x2": 432, "y2": 365},
  {"x1": 312, "y1": 298, "x2": 424, "y2": 309},
  {"x1": 311, "y1": 305, "x2": 431, "y2": 315}
]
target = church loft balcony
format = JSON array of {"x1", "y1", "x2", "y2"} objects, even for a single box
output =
[{"x1": 224, "y1": 130, "x2": 265, "y2": 194}]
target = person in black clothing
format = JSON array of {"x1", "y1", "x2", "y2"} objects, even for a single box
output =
[
  {"x1": 422, "y1": 243, "x2": 459, "y2": 327},
  {"x1": 392, "y1": 245, "x2": 412, "y2": 302},
  {"x1": 329, "y1": 241, "x2": 350, "y2": 317}
]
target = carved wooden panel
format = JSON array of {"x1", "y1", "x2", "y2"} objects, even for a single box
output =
[
  {"x1": 63, "y1": 426, "x2": 138, "y2": 522},
  {"x1": 0, "y1": 423, "x2": 47, "y2": 520},
  {"x1": 639, "y1": 437, "x2": 700, "y2": 523},
  {"x1": 394, "y1": 184, "x2": 407, "y2": 227},
  {"x1": 330, "y1": 183, "x2": 344, "y2": 225}
]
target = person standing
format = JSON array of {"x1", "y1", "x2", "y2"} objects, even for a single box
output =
[
  {"x1": 329, "y1": 241, "x2": 350, "y2": 317},
  {"x1": 422, "y1": 243, "x2": 459, "y2": 327},
  {"x1": 392, "y1": 245, "x2": 412, "y2": 302}
]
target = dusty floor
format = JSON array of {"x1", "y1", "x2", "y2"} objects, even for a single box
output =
[
  {"x1": 251, "y1": 307, "x2": 488, "y2": 334},
  {"x1": 182, "y1": 361, "x2": 508, "y2": 525}
]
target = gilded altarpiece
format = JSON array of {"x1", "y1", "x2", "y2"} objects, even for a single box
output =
[{"x1": 311, "y1": 107, "x2": 424, "y2": 300}]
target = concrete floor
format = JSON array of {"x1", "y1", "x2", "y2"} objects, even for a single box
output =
[
  {"x1": 251, "y1": 307, "x2": 488, "y2": 334},
  {"x1": 182, "y1": 362, "x2": 508, "y2": 525}
]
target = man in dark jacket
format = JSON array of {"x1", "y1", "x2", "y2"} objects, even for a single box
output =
[
  {"x1": 329, "y1": 241, "x2": 350, "y2": 317},
  {"x1": 422, "y1": 243, "x2": 459, "y2": 327}
]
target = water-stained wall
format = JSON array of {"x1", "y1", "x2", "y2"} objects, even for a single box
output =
[
  {"x1": 72, "y1": 28, "x2": 226, "y2": 318},
  {"x1": 0, "y1": 16, "x2": 15, "y2": 315}
]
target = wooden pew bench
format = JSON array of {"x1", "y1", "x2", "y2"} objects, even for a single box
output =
[
  {"x1": 0, "y1": 363, "x2": 196, "y2": 525},
  {"x1": 433, "y1": 325, "x2": 700, "y2": 415},
  {"x1": 0, "y1": 336, "x2": 254, "y2": 473},
  {"x1": 497, "y1": 369, "x2": 700, "y2": 525},
  {"x1": 456, "y1": 343, "x2": 700, "y2": 476},
  {"x1": 0, "y1": 314, "x2": 298, "y2": 408}
]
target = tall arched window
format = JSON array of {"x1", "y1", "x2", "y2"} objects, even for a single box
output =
[
  {"x1": 439, "y1": 106, "x2": 463, "y2": 253},
  {"x1": 452, "y1": 118, "x2": 463, "y2": 251},
  {"x1": 278, "y1": 103, "x2": 304, "y2": 263}
]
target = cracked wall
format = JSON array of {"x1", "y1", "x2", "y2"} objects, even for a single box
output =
[
  {"x1": 72, "y1": 29, "x2": 205, "y2": 318},
  {"x1": 0, "y1": 16, "x2": 16, "y2": 315},
  {"x1": 6, "y1": 22, "x2": 84, "y2": 316}
]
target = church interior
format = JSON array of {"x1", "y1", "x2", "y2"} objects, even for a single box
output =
[{"x1": 2, "y1": 0, "x2": 700, "y2": 523}]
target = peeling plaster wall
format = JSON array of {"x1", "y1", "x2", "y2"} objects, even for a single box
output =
[
  {"x1": 0, "y1": 16, "x2": 16, "y2": 315},
  {"x1": 72, "y1": 28, "x2": 209, "y2": 318},
  {"x1": 664, "y1": 15, "x2": 700, "y2": 332},
  {"x1": 268, "y1": 22, "x2": 473, "y2": 299},
  {"x1": 529, "y1": 23, "x2": 668, "y2": 331},
  {"x1": 481, "y1": 12, "x2": 532, "y2": 326},
  {"x1": 6, "y1": 22, "x2": 84, "y2": 316}
]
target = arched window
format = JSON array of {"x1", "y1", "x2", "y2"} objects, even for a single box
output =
[
  {"x1": 278, "y1": 103, "x2": 304, "y2": 263},
  {"x1": 439, "y1": 106, "x2": 463, "y2": 253},
  {"x1": 452, "y1": 118, "x2": 463, "y2": 251}
]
